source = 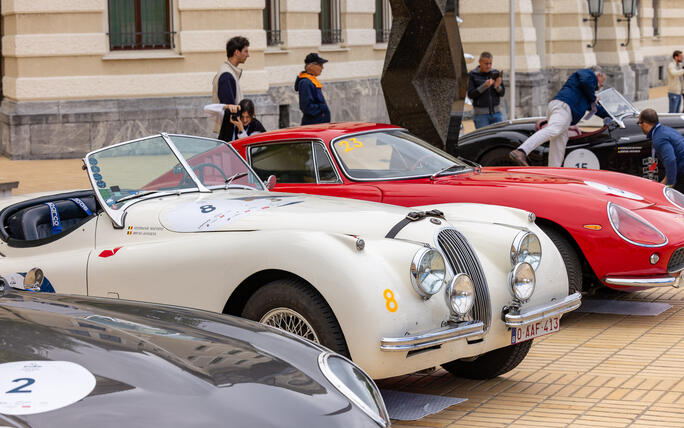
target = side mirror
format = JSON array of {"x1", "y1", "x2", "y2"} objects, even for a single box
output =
[{"x1": 265, "y1": 175, "x2": 277, "y2": 190}]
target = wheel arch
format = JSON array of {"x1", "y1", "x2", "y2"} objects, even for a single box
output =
[
  {"x1": 223, "y1": 269, "x2": 323, "y2": 316},
  {"x1": 535, "y1": 217, "x2": 599, "y2": 285}
]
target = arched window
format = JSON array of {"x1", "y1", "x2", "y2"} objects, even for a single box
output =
[
  {"x1": 263, "y1": 0, "x2": 282, "y2": 46},
  {"x1": 320, "y1": 0, "x2": 342, "y2": 44},
  {"x1": 108, "y1": 0, "x2": 174, "y2": 50}
]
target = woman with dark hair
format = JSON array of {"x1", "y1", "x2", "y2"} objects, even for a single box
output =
[{"x1": 226, "y1": 99, "x2": 266, "y2": 141}]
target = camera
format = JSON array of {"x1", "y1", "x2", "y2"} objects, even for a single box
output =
[
  {"x1": 491, "y1": 71, "x2": 501, "y2": 80},
  {"x1": 230, "y1": 105, "x2": 241, "y2": 121}
]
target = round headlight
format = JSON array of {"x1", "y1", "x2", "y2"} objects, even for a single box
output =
[
  {"x1": 510, "y1": 262, "x2": 535, "y2": 301},
  {"x1": 447, "y1": 273, "x2": 475, "y2": 317},
  {"x1": 511, "y1": 231, "x2": 542, "y2": 270},
  {"x1": 664, "y1": 186, "x2": 684, "y2": 211},
  {"x1": 318, "y1": 353, "x2": 390, "y2": 427},
  {"x1": 410, "y1": 248, "x2": 446, "y2": 298}
]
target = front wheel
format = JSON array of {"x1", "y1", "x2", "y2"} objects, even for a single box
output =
[
  {"x1": 441, "y1": 340, "x2": 532, "y2": 379},
  {"x1": 241, "y1": 278, "x2": 350, "y2": 357}
]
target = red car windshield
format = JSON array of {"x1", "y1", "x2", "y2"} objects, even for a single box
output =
[{"x1": 330, "y1": 130, "x2": 468, "y2": 180}]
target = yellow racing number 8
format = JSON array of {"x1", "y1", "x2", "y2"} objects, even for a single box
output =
[{"x1": 383, "y1": 289, "x2": 398, "y2": 312}]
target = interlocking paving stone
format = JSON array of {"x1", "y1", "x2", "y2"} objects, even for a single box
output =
[{"x1": 377, "y1": 287, "x2": 684, "y2": 427}]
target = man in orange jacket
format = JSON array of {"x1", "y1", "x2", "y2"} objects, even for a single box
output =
[{"x1": 295, "y1": 53, "x2": 331, "y2": 125}]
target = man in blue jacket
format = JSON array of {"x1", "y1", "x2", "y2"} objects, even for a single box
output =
[
  {"x1": 509, "y1": 67, "x2": 610, "y2": 167},
  {"x1": 638, "y1": 108, "x2": 684, "y2": 192},
  {"x1": 295, "y1": 53, "x2": 331, "y2": 125}
]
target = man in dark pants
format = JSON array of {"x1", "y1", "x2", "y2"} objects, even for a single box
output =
[
  {"x1": 212, "y1": 36, "x2": 250, "y2": 141},
  {"x1": 638, "y1": 108, "x2": 684, "y2": 192},
  {"x1": 295, "y1": 53, "x2": 331, "y2": 125},
  {"x1": 467, "y1": 52, "x2": 505, "y2": 129}
]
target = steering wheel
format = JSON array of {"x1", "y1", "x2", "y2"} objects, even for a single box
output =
[
  {"x1": 410, "y1": 154, "x2": 434, "y2": 171},
  {"x1": 178, "y1": 162, "x2": 229, "y2": 187}
]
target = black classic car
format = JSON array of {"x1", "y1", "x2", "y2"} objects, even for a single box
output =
[
  {"x1": 457, "y1": 88, "x2": 684, "y2": 181},
  {"x1": 0, "y1": 276, "x2": 389, "y2": 427}
]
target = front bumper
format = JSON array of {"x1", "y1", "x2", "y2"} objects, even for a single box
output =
[
  {"x1": 504, "y1": 292, "x2": 582, "y2": 327},
  {"x1": 604, "y1": 273, "x2": 681, "y2": 288},
  {"x1": 380, "y1": 320, "x2": 484, "y2": 352}
]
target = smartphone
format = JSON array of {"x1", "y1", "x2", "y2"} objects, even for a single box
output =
[{"x1": 491, "y1": 71, "x2": 501, "y2": 80}]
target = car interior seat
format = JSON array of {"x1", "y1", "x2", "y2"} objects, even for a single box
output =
[{"x1": 7, "y1": 196, "x2": 97, "y2": 241}]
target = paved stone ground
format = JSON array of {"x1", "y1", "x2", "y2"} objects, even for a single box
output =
[{"x1": 379, "y1": 286, "x2": 684, "y2": 427}]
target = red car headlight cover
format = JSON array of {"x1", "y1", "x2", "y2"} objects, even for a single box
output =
[
  {"x1": 607, "y1": 202, "x2": 667, "y2": 247},
  {"x1": 664, "y1": 186, "x2": 684, "y2": 211}
]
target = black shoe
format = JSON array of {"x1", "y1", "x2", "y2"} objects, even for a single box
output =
[{"x1": 508, "y1": 149, "x2": 529, "y2": 166}]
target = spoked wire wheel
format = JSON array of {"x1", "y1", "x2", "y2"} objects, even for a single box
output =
[{"x1": 260, "y1": 307, "x2": 320, "y2": 343}]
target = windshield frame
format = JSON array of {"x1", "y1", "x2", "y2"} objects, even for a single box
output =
[
  {"x1": 83, "y1": 133, "x2": 264, "y2": 228},
  {"x1": 597, "y1": 87, "x2": 640, "y2": 129},
  {"x1": 329, "y1": 128, "x2": 471, "y2": 182}
]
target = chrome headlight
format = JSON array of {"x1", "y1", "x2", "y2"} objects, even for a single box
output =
[
  {"x1": 410, "y1": 248, "x2": 446, "y2": 298},
  {"x1": 446, "y1": 273, "x2": 475, "y2": 317},
  {"x1": 510, "y1": 231, "x2": 542, "y2": 270},
  {"x1": 510, "y1": 262, "x2": 535, "y2": 302},
  {"x1": 318, "y1": 353, "x2": 390, "y2": 427},
  {"x1": 664, "y1": 186, "x2": 684, "y2": 211}
]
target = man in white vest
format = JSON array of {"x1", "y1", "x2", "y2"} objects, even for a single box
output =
[{"x1": 212, "y1": 36, "x2": 250, "y2": 141}]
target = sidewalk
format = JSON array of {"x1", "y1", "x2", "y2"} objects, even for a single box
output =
[{"x1": 0, "y1": 86, "x2": 670, "y2": 197}]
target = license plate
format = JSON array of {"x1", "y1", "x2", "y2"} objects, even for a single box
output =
[{"x1": 511, "y1": 316, "x2": 560, "y2": 344}]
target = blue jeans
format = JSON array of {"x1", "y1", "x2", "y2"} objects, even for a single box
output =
[
  {"x1": 668, "y1": 93, "x2": 681, "y2": 113},
  {"x1": 473, "y1": 112, "x2": 504, "y2": 129}
]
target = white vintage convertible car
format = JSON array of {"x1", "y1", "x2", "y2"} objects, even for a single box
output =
[{"x1": 0, "y1": 134, "x2": 580, "y2": 379}]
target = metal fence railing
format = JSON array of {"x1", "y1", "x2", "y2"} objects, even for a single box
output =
[{"x1": 321, "y1": 29, "x2": 343, "y2": 44}]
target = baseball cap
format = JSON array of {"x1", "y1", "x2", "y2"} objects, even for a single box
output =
[{"x1": 305, "y1": 52, "x2": 328, "y2": 64}]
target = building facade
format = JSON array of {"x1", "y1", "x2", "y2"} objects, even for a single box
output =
[{"x1": 0, "y1": 0, "x2": 682, "y2": 159}]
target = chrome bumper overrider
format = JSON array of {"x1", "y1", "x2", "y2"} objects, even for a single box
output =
[
  {"x1": 504, "y1": 292, "x2": 582, "y2": 328},
  {"x1": 380, "y1": 320, "x2": 485, "y2": 352},
  {"x1": 604, "y1": 274, "x2": 681, "y2": 288}
]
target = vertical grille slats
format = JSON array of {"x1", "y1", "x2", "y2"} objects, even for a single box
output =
[{"x1": 437, "y1": 228, "x2": 492, "y2": 331}]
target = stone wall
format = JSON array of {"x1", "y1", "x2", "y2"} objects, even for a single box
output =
[{"x1": 0, "y1": 78, "x2": 389, "y2": 160}]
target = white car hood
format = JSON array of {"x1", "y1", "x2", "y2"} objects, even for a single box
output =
[{"x1": 158, "y1": 190, "x2": 410, "y2": 237}]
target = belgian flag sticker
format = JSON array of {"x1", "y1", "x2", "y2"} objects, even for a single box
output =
[{"x1": 127, "y1": 226, "x2": 133, "y2": 235}]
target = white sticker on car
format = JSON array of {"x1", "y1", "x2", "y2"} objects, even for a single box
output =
[
  {"x1": 563, "y1": 148, "x2": 600, "y2": 170},
  {"x1": 166, "y1": 196, "x2": 305, "y2": 232},
  {"x1": 0, "y1": 361, "x2": 96, "y2": 415},
  {"x1": 583, "y1": 181, "x2": 644, "y2": 200}
]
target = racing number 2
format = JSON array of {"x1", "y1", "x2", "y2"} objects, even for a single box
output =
[
  {"x1": 6, "y1": 378, "x2": 35, "y2": 393},
  {"x1": 383, "y1": 289, "x2": 398, "y2": 312}
]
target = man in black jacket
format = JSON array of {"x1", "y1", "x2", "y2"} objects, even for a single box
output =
[{"x1": 467, "y1": 52, "x2": 505, "y2": 129}]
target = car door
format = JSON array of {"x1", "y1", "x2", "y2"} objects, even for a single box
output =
[{"x1": 247, "y1": 141, "x2": 383, "y2": 202}]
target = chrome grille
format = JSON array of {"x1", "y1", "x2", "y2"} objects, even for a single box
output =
[
  {"x1": 668, "y1": 247, "x2": 684, "y2": 273},
  {"x1": 437, "y1": 228, "x2": 492, "y2": 331}
]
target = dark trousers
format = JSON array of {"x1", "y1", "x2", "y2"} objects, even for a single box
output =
[{"x1": 675, "y1": 172, "x2": 684, "y2": 193}]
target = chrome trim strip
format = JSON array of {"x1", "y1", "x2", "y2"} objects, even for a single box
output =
[
  {"x1": 604, "y1": 275, "x2": 680, "y2": 288},
  {"x1": 380, "y1": 320, "x2": 484, "y2": 351},
  {"x1": 504, "y1": 292, "x2": 581, "y2": 327}
]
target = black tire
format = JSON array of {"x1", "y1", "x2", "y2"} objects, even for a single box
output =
[
  {"x1": 242, "y1": 278, "x2": 350, "y2": 357},
  {"x1": 479, "y1": 147, "x2": 516, "y2": 166},
  {"x1": 540, "y1": 225, "x2": 583, "y2": 294},
  {"x1": 441, "y1": 340, "x2": 532, "y2": 379}
]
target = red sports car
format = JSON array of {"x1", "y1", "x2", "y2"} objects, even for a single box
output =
[{"x1": 232, "y1": 123, "x2": 684, "y2": 293}]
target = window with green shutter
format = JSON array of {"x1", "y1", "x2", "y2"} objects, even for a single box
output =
[{"x1": 108, "y1": 0, "x2": 173, "y2": 50}]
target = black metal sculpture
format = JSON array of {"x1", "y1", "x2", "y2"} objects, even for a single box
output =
[{"x1": 381, "y1": 0, "x2": 468, "y2": 153}]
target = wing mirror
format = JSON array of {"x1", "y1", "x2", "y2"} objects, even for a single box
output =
[{"x1": 265, "y1": 175, "x2": 277, "y2": 190}]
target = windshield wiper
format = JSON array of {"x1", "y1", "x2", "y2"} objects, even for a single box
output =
[
  {"x1": 430, "y1": 164, "x2": 467, "y2": 180},
  {"x1": 115, "y1": 190, "x2": 159, "y2": 203},
  {"x1": 224, "y1": 172, "x2": 248, "y2": 190}
]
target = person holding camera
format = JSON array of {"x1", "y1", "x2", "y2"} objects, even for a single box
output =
[
  {"x1": 227, "y1": 99, "x2": 266, "y2": 141},
  {"x1": 467, "y1": 52, "x2": 505, "y2": 129},
  {"x1": 213, "y1": 36, "x2": 250, "y2": 142}
]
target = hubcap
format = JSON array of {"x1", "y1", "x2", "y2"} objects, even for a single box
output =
[{"x1": 259, "y1": 307, "x2": 320, "y2": 343}]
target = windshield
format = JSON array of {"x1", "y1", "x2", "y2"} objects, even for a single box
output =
[
  {"x1": 597, "y1": 88, "x2": 640, "y2": 127},
  {"x1": 85, "y1": 134, "x2": 263, "y2": 226},
  {"x1": 331, "y1": 130, "x2": 468, "y2": 180}
]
